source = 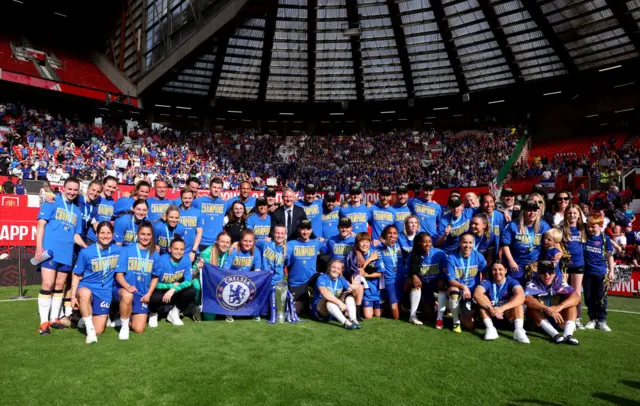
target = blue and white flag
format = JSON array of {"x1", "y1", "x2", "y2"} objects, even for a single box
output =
[{"x1": 202, "y1": 264, "x2": 273, "y2": 316}]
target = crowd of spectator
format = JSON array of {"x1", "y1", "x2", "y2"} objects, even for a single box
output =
[{"x1": 0, "y1": 101, "x2": 523, "y2": 193}]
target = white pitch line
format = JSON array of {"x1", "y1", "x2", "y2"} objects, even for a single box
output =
[
  {"x1": 608, "y1": 309, "x2": 640, "y2": 315},
  {"x1": 0, "y1": 298, "x2": 37, "y2": 302}
]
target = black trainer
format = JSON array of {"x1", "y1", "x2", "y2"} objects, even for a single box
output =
[{"x1": 565, "y1": 335, "x2": 579, "y2": 345}]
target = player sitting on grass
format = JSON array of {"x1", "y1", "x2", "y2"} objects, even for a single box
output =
[
  {"x1": 524, "y1": 261, "x2": 581, "y2": 345},
  {"x1": 473, "y1": 262, "x2": 528, "y2": 343},
  {"x1": 312, "y1": 260, "x2": 361, "y2": 330}
]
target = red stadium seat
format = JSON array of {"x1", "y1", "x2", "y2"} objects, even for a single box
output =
[
  {"x1": 0, "y1": 37, "x2": 39, "y2": 77},
  {"x1": 53, "y1": 51, "x2": 120, "y2": 93}
]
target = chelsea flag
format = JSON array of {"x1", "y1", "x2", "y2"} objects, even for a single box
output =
[{"x1": 202, "y1": 264, "x2": 273, "y2": 316}]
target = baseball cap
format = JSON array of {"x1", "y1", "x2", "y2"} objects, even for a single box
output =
[
  {"x1": 338, "y1": 218, "x2": 352, "y2": 227},
  {"x1": 423, "y1": 182, "x2": 435, "y2": 191},
  {"x1": 324, "y1": 192, "x2": 337, "y2": 203},
  {"x1": 502, "y1": 188, "x2": 515, "y2": 197},
  {"x1": 396, "y1": 185, "x2": 409, "y2": 194},
  {"x1": 379, "y1": 186, "x2": 392, "y2": 196},
  {"x1": 349, "y1": 185, "x2": 363, "y2": 195},
  {"x1": 264, "y1": 187, "x2": 276, "y2": 198},
  {"x1": 298, "y1": 219, "x2": 312, "y2": 229},
  {"x1": 304, "y1": 184, "x2": 317, "y2": 194},
  {"x1": 522, "y1": 199, "x2": 541, "y2": 211},
  {"x1": 448, "y1": 196, "x2": 463, "y2": 208},
  {"x1": 255, "y1": 198, "x2": 268, "y2": 207}
]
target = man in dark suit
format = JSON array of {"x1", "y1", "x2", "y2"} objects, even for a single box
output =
[{"x1": 270, "y1": 188, "x2": 310, "y2": 241}]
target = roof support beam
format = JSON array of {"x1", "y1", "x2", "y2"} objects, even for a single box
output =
[
  {"x1": 345, "y1": 0, "x2": 365, "y2": 103},
  {"x1": 430, "y1": 0, "x2": 469, "y2": 94},
  {"x1": 478, "y1": 0, "x2": 522, "y2": 84},
  {"x1": 605, "y1": 0, "x2": 640, "y2": 55},
  {"x1": 521, "y1": 0, "x2": 578, "y2": 75},
  {"x1": 258, "y1": 1, "x2": 278, "y2": 103},
  {"x1": 208, "y1": 37, "x2": 229, "y2": 102},
  {"x1": 308, "y1": 0, "x2": 317, "y2": 103},
  {"x1": 385, "y1": 0, "x2": 414, "y2": 98}
]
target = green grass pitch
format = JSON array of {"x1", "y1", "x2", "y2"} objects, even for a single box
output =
[{"x1": 1, "y1": 286, "x2": 640, "y2": 405}]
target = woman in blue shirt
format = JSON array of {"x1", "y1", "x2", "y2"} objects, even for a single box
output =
[
  {"x1": 312, "y1": 260, "x2": 361, "y2": 330},
  {"x1": 397, "y1": 215, "x2": 420, "y2": 259},
  {"x1": 345, "y1": 233, "x2": 380, "y2": 319},
  {"x1": 447, "y1": 232, "x2": 487, "y2": 333},
  {"x1": 285, "y1": 220, "x2": 324, "y2": 314},
  {"x1": 501, "y1": 199, "x2": 551, "y2": 285},
  {"x1": 15, "y1": 178, "x2": 25, "y2": 195},
  {"x1": 153, "y1": 205, "x2": 186, "y2": 255},
  {"x1": 375, "y1": 224, "x2": 406, "y2": 320},
  {"x1": 77, "y1": 180, "x2": 103, "y2": 243},
  {"x1": 257, "y1": 224, "x2": 286, "y2": 287},
  {"x1": 114, "y1": 221, "x2": 160, "y2": 340},
  {"x1": 562, "y1": 204, "x2": 587, "y2": 328},
  {"x1": 178, "y1": 188, "x2": 203, "y2": 262},
  {"x1": 113, "y1": 199, "x2": 148, "y2": 246},
  {"x1": 148, "y1": 236, "x2": 196, "y2": 328},
  {"x1": 70, "y1": 222, "x2": 121, "y2": 344},
  {"x1": 470, "y1": 213, "x2": 496, "y2": 264}
]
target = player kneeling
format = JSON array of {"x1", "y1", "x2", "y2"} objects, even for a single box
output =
[
  {"x1": 148, "y1": 236, "x2": 197, "y2": 327},
  {"x1": 312, "y1": 260, "x2": 362, "y2": 330},
  {"x1": 524, "y1": 261, "x2": 581, "y2": 345},
  {"x1": 70, "y1": 222, "x2": 121, "y2": 344},
  {"x1": 473, "y1": 263, "x2": 528, "y2": 343}
]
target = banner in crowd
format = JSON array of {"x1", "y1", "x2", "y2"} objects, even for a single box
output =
[
  {"x1": 201, "y1": 264, "x2": 272, "y2": 316},
  {"x1": 608, "y1": 265, "x2": 640, "y2": 297},
  {"x1": 0, "y1": 206, "x2": 38, "y2": 246}
]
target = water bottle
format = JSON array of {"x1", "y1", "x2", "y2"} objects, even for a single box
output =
[
  {"x1": 275, "y1": 282, "x2": 288, "y2": 323},
  {"x1": 31, "y1": 250, "x2": 53, "y2": 266}
]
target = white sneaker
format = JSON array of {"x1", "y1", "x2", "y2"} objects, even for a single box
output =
[
  {"x1": 118, "y1": 327, "x2": 130, "y2": 341},
  {"x1": 576, "y1": 319, "x2": 585, "y2": 330},
  {"x1": 78, "y1": 318, "x2": 86, "y2": 329},
  {"x1": 225, "y1": 315, "x2": 234, "y2": 323},
  {"x1": 85, "y1": 334, "x2": 98, "y2": 344},
  {"x1": 584, "y1": 320, "x2": 597, "y2": 330},
  {"x1": 253, "y1": 316, "x2": 261, "y2": 321},
  {"x1": 597, "y1": 321, "x2": 611, "y2": 332},
  {"x1": 167, "y1": 307, "x2": 184, "y2": 326},
  {"x1": 484, "y1": 327, "x2": 499, "y2": 341},
  {"x1": 148, "y1": 313, "x2": 159, "y2": 328},
  {"x1": 514, "y1": 328, "x2": 530, "y2": 344},
  {"x1": 409, "y1": 316, "x2": 424, "y2": 326}
]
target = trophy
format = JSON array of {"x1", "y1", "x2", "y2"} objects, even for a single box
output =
[{"x1": 275, "y1": 282, "x2": 288, "y2": 323}]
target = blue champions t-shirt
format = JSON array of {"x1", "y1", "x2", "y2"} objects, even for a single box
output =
[
  {"x1": 375, "y1": 243, "x2": 406, "y2": 282},
  {"x1": 436, "y1": 208, "x2": 475, "y2": 253},
  {"x1": 38, "y1": 194, "x2": 83, "y2": 266},
  {"x1": 474, "y1": 233, "x2": 498, "y2": 257},
  {"x1": 486, "y1": 210, "x2": 506, "y2": 239},
  {"x1": 408, "y1": 247, "x2": 448, "y2": 283},
  {"x1": 321, "y1": 206, "x2": 341, "y2": 239},
  {"x1": 408, "y1": 198, "x2": 441, "y2": 237},
  {"x1": 566, "y1": 226, "x2": 585, "y2": 267},
  {"x1": 296, "y1": 199, "x2": 324, "y2": 237},
  {"x1": 446, "y1": 250, "x2": 487, "y2": 290},
  {"x1": 179, "y1": 206, "x2": 202, "y2": 254},
  {"x1": 246, "y1": 213, "x2": 272, "y2": 241},
  {"x1": 500, "y1": 221, "x2": 551, "y2": 267},
  {"x1": 478, "y1": 276, "x2": 521, "y2": 306},
  {"x1": 397, "y1": 232, "x2": 416, "y2": 257},
  {"x1": 285, "y1": 238, "x2": 324, "y2": 287},
  {"x1": 312, "y1": 273, "x2": 350, "y2": 309},
  {"x1": 227, "y1": 249, "x2": 263, "y2": 272},
  {"x1": 339, "y1": 205, "x2": 372, "y2": 235},
  {"x1": 152, "y1": 253, "x2": 192, "y2": 285},
  {"x1": 256, "y1": 240, "x2": 285, "y2": 285},
  {"x1": 74, "y1": 244, "x2": 122, "y2": 300},
  {"x1": 77, "y1": 195, "x2": 99, "y2": 239},
  {"x1": 584, "y1": 233, "x2": 613, "y2": 276},
  {"x1": 320, "y1": 235, "x2": 355, "y2": 262},
  {"x1": 153, "y1": 220, "x2": 186, "y2": 255},
  {"x1": 113, "y1": 196, "x2": 135, "y2": 217},
  {"x1": 146, "y1": 197, "x2": 174, "y2": 223},
  {"x1": 86, "y1": 196, "x2": 116, "y2": 242},
  {"x1": 114, "y1": 244, "x2": 161, "y2": 296},
  {"x1": 369, "y1": 203, "x2": 397, "y2": 241},
  {"x1": 393, "y1": 204, "x2": 412, "y2": 232},
  {"x1": 113, "y1": 214, "x2": 146, "y2": 246},
  {"x1": 193, "y1": 195, "x2": 229, "y2": 246}
]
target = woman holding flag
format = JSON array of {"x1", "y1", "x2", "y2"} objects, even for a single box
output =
[{"x1": 70, "y1": 222, "x2": 121, "y2": 343}]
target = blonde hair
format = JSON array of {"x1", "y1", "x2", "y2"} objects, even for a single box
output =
[
  {"x1": 544, "y1": 228, "x2": 563, "y2": 244},
  {"x1": 530, "y1": 192, "x2": 546, "y2": 216},
  {"x1": 161, "y1": 204, "x2": 181, "y2": 223},
  {"x1": 472, "y1": 213, "x2": 491, "y2": 239},
  {"x1": 403, "y1": 215, "x2": 420, "y2": 236},
  {"x1": 562, "y1": 204, "x2": 586, "y2": 243},
  {"x1": 518, "y1": 202, "x2": 542, "y2": 235}
]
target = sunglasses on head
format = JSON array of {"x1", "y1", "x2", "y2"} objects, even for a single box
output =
[{"x1": 556, "y1": 197, "x2": 570, "y2": 201}]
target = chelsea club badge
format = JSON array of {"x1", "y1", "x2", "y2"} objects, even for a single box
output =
[{"x1": 217, "y1": 275, "x2": 257, "y2": 311}]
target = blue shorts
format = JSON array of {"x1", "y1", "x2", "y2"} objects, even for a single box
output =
[
  {"x1": 39, "y1": 258, "x2": 72, "y2": 272},
  {"x1": 363, "y1": 280, "x2": 380, "y2": 302},
  {"x1": 362, "y1": 300, "x2": 381, "y2": 309},
  {"x1": 91, "y1": 294, "x2": 111, "y2": 316},
  {"x1": 311, "y1": 303, "x2": 329, "y2": 322},
  {"x1": 383, "y1": 279, "x2": 399, "y2": 305}
]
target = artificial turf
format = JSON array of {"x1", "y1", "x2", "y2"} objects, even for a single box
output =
[{"x1": 1, "y1": 286, "x2": 639, "y2": 405}]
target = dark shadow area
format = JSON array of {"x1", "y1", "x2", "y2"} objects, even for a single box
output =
[
  {"x1": 622, "y1": 380, "x2": 640, "y2": 391},
  {"x1": 507, "y1": 399, "x2": 565, "y2": 406},
  {"x1": 592, "y1": 393, "x2": 640, "y2": 405}
]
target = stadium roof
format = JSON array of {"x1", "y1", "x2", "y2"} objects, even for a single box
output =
[{"x1": 152, "y1": 0, "x2": 640, "y2": 104}]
